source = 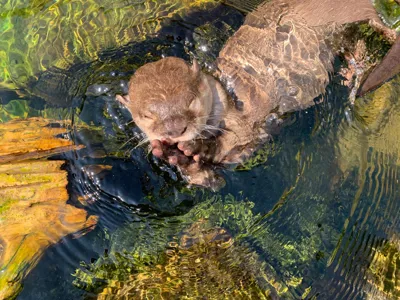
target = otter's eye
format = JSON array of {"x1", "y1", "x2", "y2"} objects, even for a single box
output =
[{"x1": 143, "y1": 114, "x2": 154, "y2": 120}]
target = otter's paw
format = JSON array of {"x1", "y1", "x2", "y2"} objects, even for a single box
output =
[
  {"x1": 187, "y1": 169, "x2": 226, "y2": 191},
  {"x1": 181, "y1": 163, "x2": 225, "y2": 191},
  {"x1": 150, "y1": 140, "x2": 189, "y2": 165},
  {"x1": 177, "y1": 140, "x2": 214, "y2": 162}
]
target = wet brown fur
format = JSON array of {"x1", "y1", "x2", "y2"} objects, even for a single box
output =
[
  {"x1": 117, "y1": 0, "x2": 398, "y2": 188},
  {"x1": 126, "y1": 59, "x2": 200, "y2": 140}
]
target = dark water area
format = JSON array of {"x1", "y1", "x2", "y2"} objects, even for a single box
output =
[{"x1": 0, "y1": 0, "x2": 398, "y2": 299}]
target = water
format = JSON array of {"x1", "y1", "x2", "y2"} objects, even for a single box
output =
[{"x1": 0, "y1": 0, "x2": 399, "y2": 299}]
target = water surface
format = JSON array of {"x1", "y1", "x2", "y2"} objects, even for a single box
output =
[{"x1": 0, "y1": 0, "x2": 398, "y2": 299}]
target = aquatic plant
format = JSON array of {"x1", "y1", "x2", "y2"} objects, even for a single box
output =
[
  {"x1": 0, "y1": 99, "x2": 72, "y2": 123},
  {"x1": 366, "y1": 241, "x2": 400, "y2": 299},
  {"x1": 354, "y1": 75, "x2": 400, "y2": 133},
  {"x1": 73, "y1": 195, "x2": 278, "y2": 297},
  {"x1": 375, "y1": 0, "x2": 400, "y2": 30},
  {"x1": 327, "y1": 75, "x2": 400, "y2": 299},
  {"x1": 73, "y1": 191, "x2": 340, "y2": 298},
  {"x1": 338, "y1": 75, "x2": 400, "y2": 173},
  {"x1": 235, "y1": 141, "x2": 282, "y2": 171},
  {"x1": 0, "y1": 0, "x2": 218, "y2": 92}
]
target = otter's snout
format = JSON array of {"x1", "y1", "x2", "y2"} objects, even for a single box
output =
[{"x1": 163, "y1": 116, "x2": 188, "y2": 138}]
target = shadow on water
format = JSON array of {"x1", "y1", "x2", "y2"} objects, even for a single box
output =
[{"x1": 7, "y1": 1, "x2": 400, "y2": 300}]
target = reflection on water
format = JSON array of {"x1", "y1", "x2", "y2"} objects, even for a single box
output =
[{"x1": 0, "y1": 0, "x2": 398, "y2": 299}]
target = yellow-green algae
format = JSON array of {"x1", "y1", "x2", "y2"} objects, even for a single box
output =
[
  {"x1": 338, "y1": 75, "x2": 400, "y2": 172},
  {"x1": 235, "y1": 142, "x2": 282, "y2": 171},
  {"x1": 333, "y1": 75, "x2": 400, "y2": 297},
  {"x1": 375, "y1": 0, "x2": 400, "y2": 30},
  {"x1": 73, "y1": 195, "x2": 280, "y2": 299},
  {"x1": 0, "y1": 99, "x2": 72, "y2": 123},
  {"x1": 73, "y1": 193, "x2": 335, "y2": 298},
  {"x1": 0, "y1": 0, "x2": 218, "y2": 91},
  {"x1": 0, "y1": 117, "x2": 98, "y2": 299},
  {"x1": 366, "y1": 241, "x2": 400, "y2": 299}
]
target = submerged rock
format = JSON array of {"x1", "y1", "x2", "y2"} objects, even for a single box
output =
[
  {"x1": 73, "y1": 194, "x2": 337, "y2": 298},
  {"x1": 95, "y1": 223, "x2": 272, "y2": 299},
  {"x1": 0, "y1": 117, "x2": 98, "y2": 299}
]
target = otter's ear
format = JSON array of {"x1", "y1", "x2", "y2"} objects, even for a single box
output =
[
  {"x1": 191, "y1": 58, "x2": 200, "y2": 75},
  {"x1": 116, "y1": 94, "x2": 130, "y2": 106},
  {"x1": 189, "y1": 98, "x2": 202, "y2": 112}
]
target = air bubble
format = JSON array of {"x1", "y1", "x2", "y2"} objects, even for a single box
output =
[
  {"x1": 344, "y1": 107, "x2": 352, "y2": 124},
  {"x1": 86, "y1": 84, "x2": 111, "y2": 96},
  {"x1": 199, "y1": 45, "x2": 208, "y2": 52}
]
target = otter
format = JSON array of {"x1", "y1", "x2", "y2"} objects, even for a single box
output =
[{"x1": 116, "y1": 0, "x2": 399, "y2": 188}]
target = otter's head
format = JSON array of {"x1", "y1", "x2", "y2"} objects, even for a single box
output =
[{"x1": 117, "y1": 57, "x2": 217, "y2": 143}]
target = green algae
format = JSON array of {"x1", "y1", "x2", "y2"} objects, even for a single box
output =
[
  {"x1": 366, "y1": 241, "x2": 400, "y2": 298},
  {"x1": 353, "y1": 75, "x2": 400, "y2": 133},
  {"x1": 375, "y1": 0, "x2": 400, "y2": 30},
  {"x1": 357, "y1": 22, "x2": 393, "y2": 62},
  {"x1": 0, "y1": 0, "x2": 218, "y2": 92},
  {"x1": 73, "y1": 195, "x2": 277, "y2": 297},
  {"x1": 73, "y1": 192, "x2": 335, "y2": 298},
  {"x1": 0, "y1": 198, "x2": 16, "y2": 215},
  {"x1": 235, "y1": 142, "x2": 282, "y2": 171},
  {"x1": 0, "y1": 99, "x2": 72, "y2": 123}
]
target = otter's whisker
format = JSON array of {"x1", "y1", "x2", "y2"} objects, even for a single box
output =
[
  {"x1": 134, "y1": 137, "x2": 150, "y2": 149},
  {"x1": 119, "y1": 136, "x2": 136, "y2": 150},
  {"x1": 203, "y1": 124, "x2": 228, "y2": 133},
  {"x1": 202, "y1": 129, "x2": 219, "y2": 138}
]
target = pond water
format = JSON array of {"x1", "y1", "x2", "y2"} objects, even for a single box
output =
[{"x1": 0, "y1": 0, "x2": 399, "y2": 299}]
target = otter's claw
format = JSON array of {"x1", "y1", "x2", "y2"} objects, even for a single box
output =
[
  {"x1": 150, "y1": 140, "x2": 164, "y2": 158},
  {"x1": 177, "y1": 140, "x2": 213, "y2": 162},
  {"x1": 150, "y1": 140, "x2": 189, "y2": 165},
  {"x1": 181, "y1": 162, "x2": 225, "y2": 191},
  {"x1": 150, "y1": 139, "x2": 223, "y2": 190}
]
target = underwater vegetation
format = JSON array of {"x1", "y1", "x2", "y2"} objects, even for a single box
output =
[
  {"x1": 0, "y1": 0, "x2": 219, "y2": 92},
  {"x1": 366, "y1": 241, "x2": 400, "y2": 299},
  {"x1": 72, "y1": 178, "x2": 399, "y2": 299},
  {"x1": 339, "y1": 75, "x2": 400, "y2": 172},
  {"x1": 375, "y1": 0, "x2": 400, "y2": 30},
  {"x1": 73, "y1": 195, "x2": 290, "y2": 299}
]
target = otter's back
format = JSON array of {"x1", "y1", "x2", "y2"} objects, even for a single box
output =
[{"x1": 216, "y1": 0, "x2": 333, "y2": 120}]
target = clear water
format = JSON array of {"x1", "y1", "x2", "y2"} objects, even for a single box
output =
[{"x1": 0, "y1": 1, "x2": 398, "y2": 299}]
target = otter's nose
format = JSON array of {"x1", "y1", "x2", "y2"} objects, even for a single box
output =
[{"x1": 164, "y1": 117, "x2": 188, "y2": 138}]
